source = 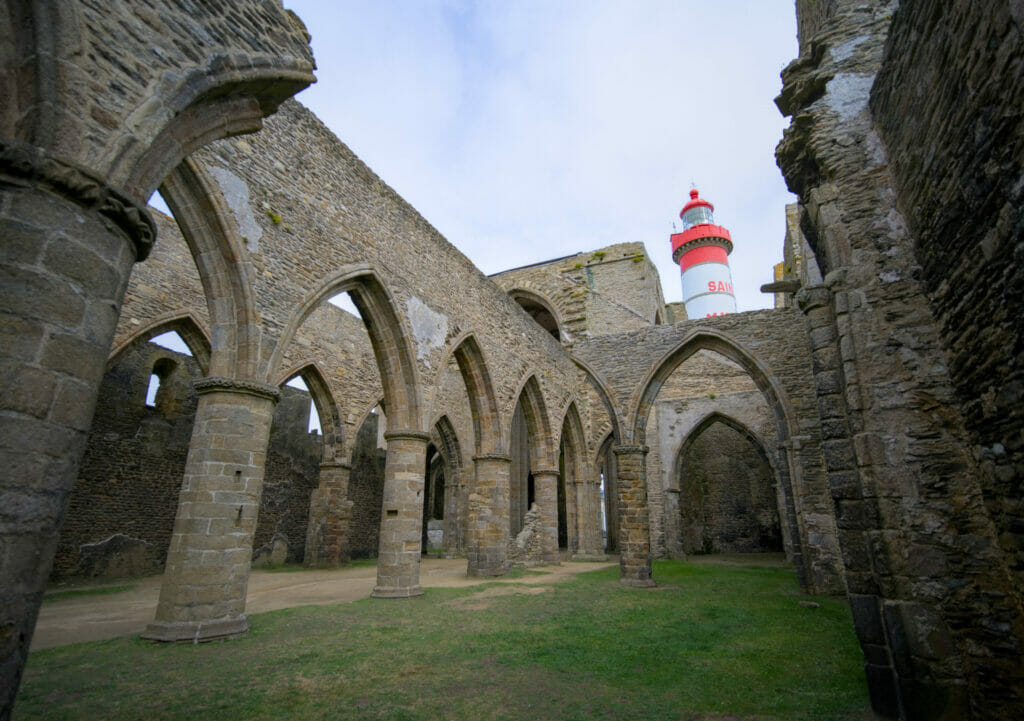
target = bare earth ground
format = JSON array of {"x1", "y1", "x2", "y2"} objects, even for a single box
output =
[{"x1": 33, "y1": 557, "x2": 621, "y2": 650}]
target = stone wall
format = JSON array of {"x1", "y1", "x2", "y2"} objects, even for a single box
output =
[
  {"x1": 679, "y1": 420, "x2": 780, "y2": 555},
  {"x1": 55, "y1": 346, "x2": 324, "y2": 579},
  {"x1": 872, "y1": 0, "x2": 1024, "y2": 595},
  {"x1": 52, "y1": 341, "x2": 200, "y2": 579},
  {"x1": 252, "y1": 387, "x2": 321, "y2": 565},
  {"x1": 776, "y1": 0, "x2": 1024, "y2": 716},
  {"x1": 491, "y1": 242, "x2": 665, "y2": 341},
  {"x1": 346, "y1": 413, "x2": 386, "y2": 558}
]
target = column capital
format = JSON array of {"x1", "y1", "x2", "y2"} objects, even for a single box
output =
[
  {"x1": 194, "y1": 376, "x2": 281, "y2": 402},
  {"x1": 0, "y1": 138, "x2": 155, "y2": 260},
  {"x1": 474, "y1": 453, "x2": 511, "y2": 463},
  {"x1": 383, "y1": 429, "x2": 430, "y2": 443},
  {"x1": 795, "y1": 284, "x2": 832, "y2": 313},
  {"x1": 532, "y1": 467, "x2": 560, "y2": 477},
  {"x1": 612, "y1": 444, "x2": 649, "y2": 457}
]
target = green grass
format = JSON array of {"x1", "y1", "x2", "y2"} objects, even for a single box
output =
[
  {"x1": 16, "y1": 560, "x2": 871, "y2": 721},
  {"x1": 42, "y1": 584, "x2": 134, "y2": 603}
]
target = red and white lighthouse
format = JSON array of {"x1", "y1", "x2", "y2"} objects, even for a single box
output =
[{"x1": 670, "y1": 188, "x2": 737, "y2": 318}]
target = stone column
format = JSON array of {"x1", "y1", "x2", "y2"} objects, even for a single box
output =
[
  {"x1": 443, "y1": 467, "x2": 461, "y2": 557},
  {"x1": 305, "y1": 461, "x2": 353, "y2": 566},
  {"x1": 1, "y1": 152, "x2": 153, "y2": 716},
  {"x1": 532, "y1": 468, "x2": 561, "y2": 563},
  {"x1": 662, "y1": 487, "x2": 685, "y2": 560},
  {"x1": 613, "y1": 445, "x2": 655, "y2": 587},
  {"x1": 573, "y1": 477, "x2": 607, "y2": 560},
  {"x1": 142, "y1": 377, "x2": 279, "y2": 642},
  {"x1": 466, "y1": 453, "x2": 511, "y2": 577},
  {"x1": 371, "y1": 430, "x2": 428, "y2": 598}
]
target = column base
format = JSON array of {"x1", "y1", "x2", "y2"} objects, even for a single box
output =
[
  {"x1": 141, "y1": 615, "x2": 250, "y2": 643},
  {"x1": 467, "y1": 563, "x2": 509, "y2": 578},
  {"x1": 620, "y1": 578, "x2": 657, "y2": 588},
  {"x1": 370, "y1": 584, "x2": 424, "y2": 598},
  {"x1": 572, "y1": 553, "x2": 608, "y2": 562}
]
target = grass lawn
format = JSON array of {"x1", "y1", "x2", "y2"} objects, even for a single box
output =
[{"x1": 16, "y1": 560, "x2": 872, "y2": 721}]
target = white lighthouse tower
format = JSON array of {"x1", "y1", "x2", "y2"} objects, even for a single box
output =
[{"x1": 669, "y1": 188, "x2": 737, "y2": 318}]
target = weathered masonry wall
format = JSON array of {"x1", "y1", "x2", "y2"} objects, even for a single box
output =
[
  {"x1": 53, "y1": 342, "x2": 200, "y2": 579},
  {"x1": 679, "y1": 421, "x2": 780, "y2": 555},
  {"x1": 253, "y1": 387, "x2": 321, "y2": 566},
  {"x1": 346, "y1": 413, "x2": 387, "y2": 559},
  {"x1": 776, "y1": 1, "x2": 1024, "y2": 718},
  {"x1": 55, "y1": 344, "x2": 324, "y2": 579},
  {"x1": 872, "y1": 1, "x2": 1024, "y2": 594}
]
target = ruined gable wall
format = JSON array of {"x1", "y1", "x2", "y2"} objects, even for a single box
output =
[{"x1": 491, "y1": 242, "x2": 665, "y2": 340}]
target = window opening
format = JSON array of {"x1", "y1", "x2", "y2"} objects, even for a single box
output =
[{"x1": 285, "y1": 375, "x2": 322, "y2": 434}]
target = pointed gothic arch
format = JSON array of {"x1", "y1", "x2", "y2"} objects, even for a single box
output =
[
  {"x1": 558, "y1": 402, "x2": 590, "y2": 554},
  {"x1": 159, "y1": 158, "x2": 262, "y2": 379},
  {"x1": 269, "y1": 265, "x2": 423, "y2": 433},
  {"x1": 107, "y1": 313, "x2": 212, "y2": 376},
  {"x1": 276, "y1": 362, "x2": 343, "y2": 464},
  {"x1": 630, "y1": 328, "x2": 808, "y2": 587},
  {"x1": 447, "y1": 333, "x2": 501, "y2": 455}
]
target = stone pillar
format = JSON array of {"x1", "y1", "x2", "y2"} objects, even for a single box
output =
[
  {"x1": 305, "y1": 461, "x2": 353, "y2": 566},
  {"x1": 1, "y1": 152, "x2": 153, "y2": 716},
  {"x1": 613, "y1": 445, "x2": 655, "y2": 587},
  {"x1": 573, "y1": 477, "x2": 607, "y2": 560},
  {"x1": 443, "y1": 467, "x2": 462, "y2": 557},
  {"x1": 371, "y1": 430, "x2": 428, "y2": 598},
  {"x1": 798, "y1": 282, "x2": 907, "y2": 716},
  {"x1": 466, "y1": 453, "x2": 511, "y2": 577},
  {"x1": 532, "y1": 468, "x2": 561, "y2": 563},
  {"x1": 142, "y1": 377, "x2": 279, "y2": 642},
  {"x1": 662, "y1": 487, "x2": 685, "y2": 560}
]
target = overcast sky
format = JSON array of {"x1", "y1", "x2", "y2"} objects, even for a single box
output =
[{"x1": 275, "y1": 1, "x2": 799, "y2": 311}]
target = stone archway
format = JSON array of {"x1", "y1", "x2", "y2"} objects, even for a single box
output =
[
  {"x1": 626, "y1": 329, "x2": 815, "y2": 590},
  {"x1": 509, "y1": 288, "x2": 563, "y2": 341},
  {"x1": 673, "y1": 413, "x2": 782, "y2": 556}
]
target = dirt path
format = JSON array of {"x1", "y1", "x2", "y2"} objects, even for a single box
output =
[{"x1": 32, "y1": 557, "x2": 617, "y2": 651}]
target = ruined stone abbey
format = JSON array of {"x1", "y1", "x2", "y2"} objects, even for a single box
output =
[{"x1": 2, "y1": 1, "x2": 1022, "y2": 719}]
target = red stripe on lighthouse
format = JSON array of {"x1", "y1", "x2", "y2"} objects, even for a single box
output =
[{"x1": 679, "y1": 245, "x2": 729, "y2": 271}]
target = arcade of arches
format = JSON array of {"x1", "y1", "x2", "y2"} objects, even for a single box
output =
[{"x1": 2, "y1": 2, "x2": 1023, "y2": 720}]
